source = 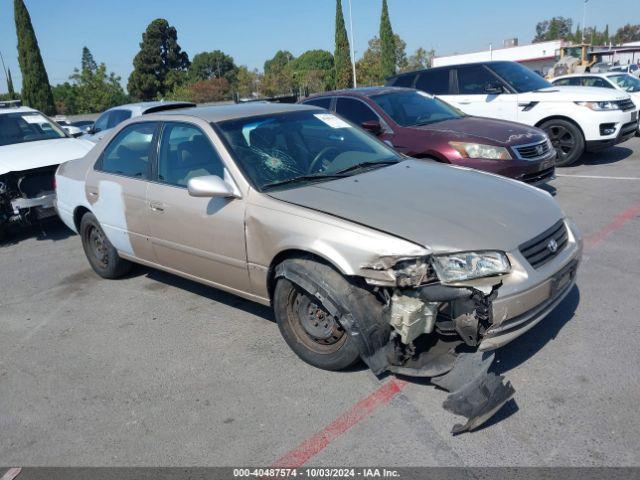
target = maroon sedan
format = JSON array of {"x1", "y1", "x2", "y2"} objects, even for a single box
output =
[{"x1": 300, "y1": 87, "x2": 556, "y2": 185}]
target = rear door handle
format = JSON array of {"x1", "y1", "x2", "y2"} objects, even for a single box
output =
[{"x1": 149, "y1": 201, "x2": 164, "y2": 212}]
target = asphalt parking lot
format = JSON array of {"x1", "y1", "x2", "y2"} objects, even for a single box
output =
[{"x1": 1, "y1": 137, "x2": 640, "y2": 467}]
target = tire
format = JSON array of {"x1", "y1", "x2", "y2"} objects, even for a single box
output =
[
  {"x1": 273, "y1": 258, "x2": 384, "y2": 371},
  {"x1": 539, "y1": 119, "x2": 585, "y2": 167},
  {"x1": 80, "y1": 212, "x2": 131, "y2": 279}
]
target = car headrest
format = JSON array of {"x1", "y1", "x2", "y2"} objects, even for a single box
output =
[{"x1": 178, "y1": 135, "x2": 210, "y2": 166}]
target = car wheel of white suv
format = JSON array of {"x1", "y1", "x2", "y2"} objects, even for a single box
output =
[{"x1": 539, "y1": 119, "x2": 585, "y2": 167}]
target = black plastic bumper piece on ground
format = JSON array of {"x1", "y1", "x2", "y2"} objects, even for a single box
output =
[{"x1": 432, "y1": 351, "x2": 515, "y2": 434}]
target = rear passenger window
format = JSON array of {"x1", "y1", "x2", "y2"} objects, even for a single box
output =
[
  {"x1": 335, "y1": 98, "x2": 378, "y2": 126},
  {"x1": 415, "y1": 69, "x2": 450, "y2": 95},
  {"x1": 157, "y1": 123, "x2": 225, "y2": 187},
  {"x1": 98, "y1": 122, "x2": 157, "y2": 179},
  {"x1": 303, "y1": 97, "x2": 332, "y2": 109},
  {"x1": 456, "y1": 65, "x2": 501, "y2": 94}
]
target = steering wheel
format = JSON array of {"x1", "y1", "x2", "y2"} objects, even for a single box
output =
[{"x1": 308, "y1": 147, "x2": 340, "y2": 173}]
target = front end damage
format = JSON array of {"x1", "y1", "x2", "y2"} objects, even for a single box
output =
[
  {"x1": 0, "y1": 166, "x2": 58, "y2": 236},
  {"x1": 280, "y1": 254, "x2": 515, "y2": 434}
]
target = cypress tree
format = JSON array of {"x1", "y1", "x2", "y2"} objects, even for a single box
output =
[
  {"x1": 379, "y1": 0, "x2": 396, "y2": 79},
  {"x1": 334, "y1": 0, "x2": 353, "y2": 89},
  {"x1": 128, "y1": 19, "x2": 190, "y2": 100},
  {"x1": 7, "y1": 68, "x2": 15, "y2": 98},
  {"x1": 81, "y1": 46, "x2": 97, "y2": 73},
  {"x1": 14, "y1": 0, "x2": 55, "y2": 114}
]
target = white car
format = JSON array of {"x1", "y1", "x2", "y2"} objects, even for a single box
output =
[
  {"x1": 84, "y1": 101, "x2": 195, "y2": 143},
  {"x1": 551, "y1": 73, "x2": 640, "y2": 134},
  {"x1": 609, "y1": 64, "x2": 640, "y2": 78},
  {"x1": 387, "y1": 61, "x2": 639, "y2": 166},
  {"x1": 0, "y1": 102, "x2": 94, "y2": 238}
]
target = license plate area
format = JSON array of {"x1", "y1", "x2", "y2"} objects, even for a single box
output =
[{"x1": 551, "y1": 260, "x2": 578, "y2": 297}]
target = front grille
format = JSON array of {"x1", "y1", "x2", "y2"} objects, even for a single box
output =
[
  {"x1": 521, "y1": 166, "x2": 555, "y2": 184},
  {"x1": 519, "y1": 220, "x2": 568, "y2": 269},
  {"x1": 617, "y1": 98, "x2": 636, "y2": 111},
  {"x1": 514, "y1": 140, "x2": 552, "y2": 160}
]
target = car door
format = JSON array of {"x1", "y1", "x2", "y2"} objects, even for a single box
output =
[
  {"x1": 86, "y1": 121, "x2": 159, "y2": 261},
  {"x1": 449, "y1": 65, "x2": 518, "y2": 121},
  {"x1": 146, "y1": 121, "x2": 249, "y2": 292}
]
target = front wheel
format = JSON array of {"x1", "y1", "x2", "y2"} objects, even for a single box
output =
[
  {"x1": 273, "y1": 258, "x2": 384, "y2": 371},
  {"x1": 80, "y1": 212, "x2": 131, "y2": 279},
  {"x1": 539, "y1": 119, "x2": 584, "y2": 167}
]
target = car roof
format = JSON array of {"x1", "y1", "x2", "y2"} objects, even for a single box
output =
[
  {"x1": 305, "y1": 86, "x2": 416, "y2": 99},
  {"x1": 387, "y1": 60, "x2": 514, "y2": 80},
  {"x1": 146, "y1": 102, "x2": 321, "y2": 123},
  {"x1": 0, "y1": 106, "x2": 38, "y2": 115},
  {"x1": 107, "y1": 101, "x2": 195, "y2": 114}
]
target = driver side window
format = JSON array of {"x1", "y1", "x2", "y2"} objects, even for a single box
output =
[
  {"x1": 335, "y1": 98, "x2": 378, "y2": 126},
  {"x1": 457, "y1": 65, "x2": 503, "y2": 94},
  {"x1": 93, "y1": 112, "x2": 110, "y2": 133},
  {"x1": 157, "y1": 123, "x2": 225, "y2": 188}
]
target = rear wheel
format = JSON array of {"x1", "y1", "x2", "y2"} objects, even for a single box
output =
[
  {"x1": 80, "y1": 212, "x2": 131, "y2": 279},
  {"x1": 539, "y1": 119, "x2": 584, "y2": 167}
]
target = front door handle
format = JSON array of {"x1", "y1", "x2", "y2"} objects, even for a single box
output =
[
  {"x1": 87, "y1": 189, "x2": 98, "y2": 198},
  {"x1": 149, "y1": 201, "x2": 164, "y2": 212}
]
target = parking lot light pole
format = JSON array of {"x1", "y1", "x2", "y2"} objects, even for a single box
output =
[
  {"x1": 348, "y1": 0, "x2": 357, "y2": 88},
  {"x1": 582, "y1": 0, "x2": 588, "y2": 43}
]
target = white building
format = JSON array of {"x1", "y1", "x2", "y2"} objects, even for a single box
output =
[{"x1": 432, "y1": 40, "x2": 567, "y2": 75}]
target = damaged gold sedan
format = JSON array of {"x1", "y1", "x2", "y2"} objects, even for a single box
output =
[{"x1": 55, "y1": 103, "x2": 582, "y2": 433}]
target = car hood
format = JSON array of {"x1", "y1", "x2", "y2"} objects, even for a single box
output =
[
  {"x1": 407, "y1": 116, "x2": 546, "y2": 146},
  {"x1": 520, "y1": 85, "x2": 630, "y2": 102},
  {"x1": 0, "y1": 138, "x2": 94, "y2": 175},
  {"x1": 268, "y1": 159, "x2": 564, "y2": 253}
]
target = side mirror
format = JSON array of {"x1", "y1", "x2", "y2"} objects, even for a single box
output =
[
  {"x1": 485, "y1": 82, "x2": 504, "y2": 95},
  {"x1": 361, "y1": 119, "x2": 383, "y2": 135},
  {"x1": 187, "y1": 175, "x2": 237, "y2": 198}
]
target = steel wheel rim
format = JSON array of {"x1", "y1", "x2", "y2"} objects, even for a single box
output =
[
  {"x1": 88, "y1": 225, "x2": 108, "y2": 268},
  {"x1": 286, "y1": 286, "x2": 347, "y2": 354},
  {"x1": 547, "y1": 125, "x2": 576, "y2": 159}
]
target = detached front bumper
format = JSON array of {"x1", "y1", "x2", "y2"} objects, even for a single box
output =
[{"x1": 479, "y1": 219, "x2": 583, "y2": 351}]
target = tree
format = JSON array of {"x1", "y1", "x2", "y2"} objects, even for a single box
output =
[
  {"x1": 262, "y1": 51, "x2": 296, "y2": 96},
  {"x1": 334, "y1": 0, "x2": 353, "y2": 89},
  {"x1": 189, "y1": 50, "x2": 238, "y2": 84},
  {"x1": 14, "y1": 0, "x2": 55, "y2": 114},
  {"x1": 614, "y1": 24, "x2": 640, "y2": 43},
  {"x1": 128, "y1": 19, "x2": 190, "y2": 100},
  {"x1": 379, "y1": 0, "x2": 396, "y2": 79},
  {"x1": 291, "y1": 50, "x2": 335, "y2": 93},
  {"x1": 533, "y1": 17, "x2": 573, "y2": 43},
  {"x1": 234, "y1": 66, "x2": 260, "y2": 98},
  {"x1": 6, "y1": 68, "x2": 15, "y2": 98},
  {"x1": 169, "y1": 78, "x2": 230, "y2": 103},
  {"x1": 404, "y1": 47, "x2": 433, "y2": 72},
  {"x1": 356, "y1": 34, "x2": 406, "y2": 85},
  {"x1": 81, "y1": 46, "x2": 97, "y2": 72}
]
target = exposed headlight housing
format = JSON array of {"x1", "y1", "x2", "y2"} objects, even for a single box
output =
[
  {"x1": 431, "y1": 251, "x2": 511, "y2": 283},
  {"x1": 392, "y1": 257, "x2": 434, "y2": 287},
  {"x1": 575, "y1": 100, "x2": 621, "y2": 111},
  {"x1": 449, "y1": 141, "x2": 512, "y2": 160}
]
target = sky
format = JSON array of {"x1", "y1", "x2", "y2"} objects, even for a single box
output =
[{"x1": 0, "y1": 0, "x2": 638, "y2": 93}]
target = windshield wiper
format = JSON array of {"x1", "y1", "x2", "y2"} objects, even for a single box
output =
[
  {"x1": 333, "y1": 159, "x2": 399, "y2": 175},
  {"x1": 262, "y1": 173, "x2": 348, "y2": 191}
]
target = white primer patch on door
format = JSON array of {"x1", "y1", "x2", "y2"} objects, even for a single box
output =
[{"x1": 314, "y1": 113, "x2": 352, "y2": 129}]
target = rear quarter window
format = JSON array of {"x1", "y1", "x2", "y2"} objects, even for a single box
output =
[{"x1": 415, "y1": 69, "x2": 451, "y2": 95}]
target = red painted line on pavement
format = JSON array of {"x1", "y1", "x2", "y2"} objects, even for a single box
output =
[
  {"x1": 272, "y1": 379, "x2": 408, "y2": 468},
  {"x1": 1, "y1": 468, "x2": 22, "y2": 480},
  {"x1": 584, "y1": 201, "x2": 640, "y2": 250}
]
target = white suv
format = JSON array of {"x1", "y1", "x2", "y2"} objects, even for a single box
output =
[{"x1": 387, "y1": 61, "x2": 639, "y2": 166}]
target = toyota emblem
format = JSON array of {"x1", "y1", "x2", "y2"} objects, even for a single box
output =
[
  {"x1": 535, "y1": 144, "x2": 545, "y2": 156},
  {"x1": 547, "y1": 238, "x2": 558, "y2": 253}
]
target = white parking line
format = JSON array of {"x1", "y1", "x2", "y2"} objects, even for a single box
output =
[{"x1": 556, "y1": 174, "x2": 640, "y2": 180}]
